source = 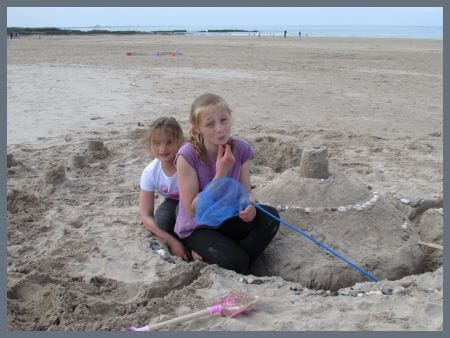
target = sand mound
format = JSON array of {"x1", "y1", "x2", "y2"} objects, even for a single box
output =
[
  {"x1": 7, "y1": 153, "x2": 19, "y2": 168},
  {"x1": 7, "y1": 188, "x2": 53, "y2": 252},
  {"x1": 84, "y1": 140, "x2": 110, "y2": 160},
  {"x1": 7, "y1": 189, "x2": 45, "y2": 214},
  {"x1": 257, "y1": 169, "x2": 371, "y2": 207},
  {"x1": 253, "y1": 168, "x2": 430, "y2": 290},
  {"x1": 416, "y1": 209, "x2": 443, "y2": 271}
]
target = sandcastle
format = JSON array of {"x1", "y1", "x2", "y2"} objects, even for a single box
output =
[{"x1": 252, "y1": 145, "x2": 436, "y2": 291}]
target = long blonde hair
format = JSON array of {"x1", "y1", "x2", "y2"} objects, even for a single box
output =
[
  {"x1": 189, "y1": 93, "x2": 234, "y2": 162},
  {"x1": 146, "y1": 116, "x2": 183, "y2": 152}
]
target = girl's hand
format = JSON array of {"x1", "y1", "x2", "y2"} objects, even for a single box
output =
[
  {"x1": 215, "y1": 144, "x2": 235, "y2": 178},
  {"x1": 168, "y1": 239, "x2": 191, "y2": 261},
  {"x1": 239, "y1": 204, "x2": 256, "y2": 222},
  {"x1": 191, "y1": 250, "x2": 203, "y2": 262}
]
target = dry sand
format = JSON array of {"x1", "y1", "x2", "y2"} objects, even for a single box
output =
[{"x1": 6, "y1": 34, "x2": 443, "y2": 330}]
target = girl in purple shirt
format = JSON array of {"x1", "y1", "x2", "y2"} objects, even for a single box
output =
[{"x1": 175, "y1": 93, "x2": 280, "y2": 274}]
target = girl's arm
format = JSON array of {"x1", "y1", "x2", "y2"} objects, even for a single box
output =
[
  {"x1": 238, "y1": 160, "x2": 257, "y2": 222},
  {"x1": 139, "y1": 190, "x2": 190, "y2": 260},
  {"x1": 176, "y1": 155, "x2": 200, "y2": 217},
  {"x1": 239, "y1": 160, "x2": 256, "y2": 202}
]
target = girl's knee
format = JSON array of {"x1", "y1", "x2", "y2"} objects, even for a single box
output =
[
  {"x1": 261, "y1": 205, "x2": 279, "y2": 219},
  {"x1": 258, "y1": 205, "x2": 280, "y2": 237},
  {"x1": 258, "y1": 205, "x2": 280, "y2": 224},
  {"x1": 154, "y1": 207, "x2": 177, "y2": 233}
]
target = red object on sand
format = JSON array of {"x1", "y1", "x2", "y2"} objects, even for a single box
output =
[{"x1": 126, "y1": 52, "x2": 135, "y2": 56}]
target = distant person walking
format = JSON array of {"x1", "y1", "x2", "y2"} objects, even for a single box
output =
[
  {"x1": 284, "y1": 30, "x2": 287, "y2": 38},
  {"x1": 299, "y1": 31, "x2": 301, "y2": 37}
]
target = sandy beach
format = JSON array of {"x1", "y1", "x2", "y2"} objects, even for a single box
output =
[{"x1": 6, "y1": 34, "x2": 443, "y2": 330}]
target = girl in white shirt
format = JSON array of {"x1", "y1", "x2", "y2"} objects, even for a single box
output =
[{"x1": 139, "y1": 117, "x2": 191, "y2": 260}]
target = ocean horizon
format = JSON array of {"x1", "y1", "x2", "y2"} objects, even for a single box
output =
[{"x1": 56, "y1": 24, "x2": 443, "y2": 40}]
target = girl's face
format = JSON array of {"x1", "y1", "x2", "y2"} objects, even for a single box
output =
[
  {"x1": 150, "y1": 128, "x2": 182, "y2": 163},
  {"x1": 196, "y1": 104, "x2": 231, "y2": 147}
]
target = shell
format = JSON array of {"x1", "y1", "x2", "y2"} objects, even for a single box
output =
[
  {"x1": 400, "y1": 198, "x2": 411, "y2": 205},
  {"x1": 156, "y1": 249, "x2": 166, "y2": 257}
]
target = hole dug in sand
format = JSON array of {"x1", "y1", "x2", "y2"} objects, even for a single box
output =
[{"x1": 250, "y1": 144, "x2": 438, "y2": 291}]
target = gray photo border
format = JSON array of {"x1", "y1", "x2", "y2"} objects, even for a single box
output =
[{"x1": 2, "y1": 1, "x2": 447, "y2": 338}]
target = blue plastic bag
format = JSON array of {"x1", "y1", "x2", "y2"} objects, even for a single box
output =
[{"x1": 195, "y1": 177, "x2": 250, "y2": 228}]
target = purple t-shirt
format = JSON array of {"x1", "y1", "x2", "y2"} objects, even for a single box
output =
[{"x1": 174, "y1": 137, "x2": 255, "y2": 238}]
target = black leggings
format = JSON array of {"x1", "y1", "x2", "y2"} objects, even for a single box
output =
[
  {"x1": 182, "y1": 205, "x2": 280, "y2": 275},
  {"x1": 154, "y1": 198, "x2": 179, "y2": 236}
]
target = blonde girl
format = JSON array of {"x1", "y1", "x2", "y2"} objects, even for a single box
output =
[
  {"x1": 139, "y1": 117, "x2": 190, "y2": 260},
  {"x1": 174, "y1": 94, "x2": 280, "y2": 274}
]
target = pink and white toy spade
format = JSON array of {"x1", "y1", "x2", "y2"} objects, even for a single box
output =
[{"x1": 125, "y1": 292, "x2": 259, "y2": 331}]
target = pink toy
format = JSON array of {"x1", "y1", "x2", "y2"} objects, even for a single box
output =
[{"x1": 125, "y1": 292, "x2": 259, "y2": 331}]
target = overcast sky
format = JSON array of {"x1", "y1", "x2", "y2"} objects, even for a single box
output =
[{"x1": 7, "y1": 7, "x2": 443, "y2": 27}]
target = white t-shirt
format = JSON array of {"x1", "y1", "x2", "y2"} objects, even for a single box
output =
[{"x1": 140, "y1": 159, "x2": 179, "y2": 200}]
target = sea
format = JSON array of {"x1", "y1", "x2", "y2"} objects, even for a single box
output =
[{"x1": 64, "y1": 25, "x2": 443, "y2": 40}]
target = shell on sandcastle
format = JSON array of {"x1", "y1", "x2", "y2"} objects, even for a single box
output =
[{"x1": 252, "y1": 146, "x2": 428, "y2": 291}]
